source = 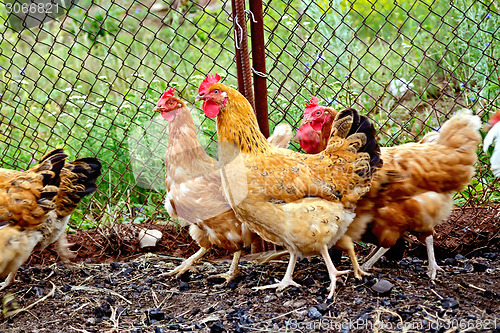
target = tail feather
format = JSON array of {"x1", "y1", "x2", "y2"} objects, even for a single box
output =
[
  {"x1": 56, "y1": 157, "x2": 102, "y2": 217},
  {"x1": 328, "y1": 108, "x2": 382, "y2": 171},
  {"x1": 0, "y1": 149, "x2": 68, "y2": 228},
  {"x1": 30, "y1": 149, "x2": 67, "y2": 188},
  {"x1": 435, "y1": 109, "x2": 481, "y2": 152}
]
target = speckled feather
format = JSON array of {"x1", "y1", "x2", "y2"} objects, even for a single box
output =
[
  {"x1": 164, "y1": 99, "x2": 260, "y2": 252},
  {"x1": 0, "y1": 150, "x2": 67, "y2": 229},
  {"x1": 297, "y1": 107, "x2": 481, "y2": 255},
  {"x1": 207, "y1": 83, "x2": 380, "y2": 257}
]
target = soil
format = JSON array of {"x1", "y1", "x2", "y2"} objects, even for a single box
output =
[{"x1": 0, "y1": 209, "x2": 499, "y2": 333}]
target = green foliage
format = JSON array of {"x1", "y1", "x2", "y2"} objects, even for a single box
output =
[{"x1": 0, "y1": 0, "x2": 498, "y2": 229}]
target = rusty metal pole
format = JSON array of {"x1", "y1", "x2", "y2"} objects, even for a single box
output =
[
  {"x1": 231, "y1": 0, "x2": 255, "y2": 110},
  {"x1": 249, "y1": 0, "x2": 269, "y2": 137}
]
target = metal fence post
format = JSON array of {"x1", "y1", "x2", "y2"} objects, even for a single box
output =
[
  {"x1": 249, "y1": 0, "x2": 269, "y2": 137},
  {"x1": 231, "y1": 0, "x2": 255, "y2": 110}
]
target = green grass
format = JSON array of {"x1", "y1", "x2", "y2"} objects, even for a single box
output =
[{"x1": 0, "y1": 0, "x2": 499, "y2": 229}]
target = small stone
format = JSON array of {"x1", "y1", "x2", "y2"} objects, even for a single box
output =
[
  {"x1": 381, "y1": 299, "x2": 390, "y2": 307},
  {"x1": 315, "y1": 303, "x2": 328, "y2": 314},
  {"x1": 308, "y1": 306, "x2": 322, "y2": 319},
  {"x1": 210, "y1": 321, "x2": 224, "y2": 333},
  {"x1": 444, "y1": 258, "x2": 456, "y2": 266},
  {"x1": 147, "y1": 308, "x2": 165, "y2": 321},
  {"x1": 303, "y1": 277, "x2": 315, "y2": 286},
  {"x1": 441, "y1": 297, "x2": 459, "y2": 309},
  {"x1": 139, "y1": 229, "x2": 163, "y2": 248},
  {"x1": 371, "y1": 279, "x2": 393, "y2": 294},
  {"x1": 455, "y1": 254, "x2": 466, "y2": 261},
  {"x1": 110, "y1": 262, "x2": 121, "y2": 270},
  {"x1": 355, "y1": 298, "x2": 363, "y2": 305},
  {"x1": 154, "y1": 327, "x2": 164, "y2": 333},
  {"x1": 227, "y1": 280, "x2": 238, "y2": 290},
  {"x1": 179, "y1": 280, "x2": 190, "y2": 291},
  {"x1": 472, "y1": 261, "x2": 488, "y2": 272}
]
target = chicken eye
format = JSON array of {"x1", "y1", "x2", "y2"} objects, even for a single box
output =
[
  {"x1": 315, "y1": 111, "x2": 322, "y2": 116},
  {"x1": 213, "y1": 89, "x2": 219, "y2": 94},
  {"x1": 169, "y1": 101, "x2": 174, "y2": 105}
]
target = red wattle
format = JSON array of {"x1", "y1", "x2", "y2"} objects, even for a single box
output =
[
  {"x1": 203, "y1": 100, "x2": 220, "y2": 118},
  {"x1": 161, "y1": 111, "x2": 175, "y2": 121}
]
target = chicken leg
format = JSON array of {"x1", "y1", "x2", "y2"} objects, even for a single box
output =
[
  {"x1": 0, "y1": 272, "x2": 16, "y2": 291},
  {"x1": 361, "y1": 247, "x2": 389, "y2": 272},
  {"x1": 425, "y1": 235, "x2": 443, "y2": 279},
  {"x1": 57, "y1": 233, "x2": 77, "y2": 263},
  {"x1": 321, "y1": 245, "x2": 350, "y2": 299},
  {"x1": 336, "y1": 236, "x2": 369, "y2": 279},
  {"x1": 253, "y1": 252, "x2": 301, "y2": 292},
  {"x1": 161, "y1": 247, "x2": 208, "y2": 277},
  {"x1": 210, "y1": 250, "x2": 241, "y2": 285}
]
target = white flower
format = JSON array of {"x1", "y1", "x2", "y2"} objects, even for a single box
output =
[{"x1": 389, "y1": 78, "x2": 414, "y2": 97}]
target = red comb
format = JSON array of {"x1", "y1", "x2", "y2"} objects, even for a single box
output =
[
  {"x1": 162, "y1": 87, "x2": 175, "y2": 99},
  {"x1": 198, "y1": 73, "x2": 221, "y2": 95},
  {"x1": 157, "y1": 87, "x2": 175, "y2": 106},
  {"x1": 305, "y1": 96, "x2": 319, "y2": 109}
]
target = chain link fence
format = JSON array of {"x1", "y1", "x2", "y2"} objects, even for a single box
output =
[{"x1": 0, "y1": 0, "x2": 499, "y2": 251}]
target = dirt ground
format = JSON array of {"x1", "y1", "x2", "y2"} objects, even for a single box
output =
[{"x1": 0, "y1": 211, "x2": 499, "y2": 333}]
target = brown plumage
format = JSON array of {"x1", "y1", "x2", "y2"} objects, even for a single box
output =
[
  {"x1": 34, "y1": 156, "x2": 102, "y2": 257},
  {"x1": 0, "y1": 149, "x2": 101, "y2": 290},
  {"x1": 197, "y1": 75, "x2": 381, "y2": 299},
  {"x1": 154, "y1": 88, "x2": 292, "y2": 283},
  {"x1": 0, "y1": 150, "x2": 66, "y2": 289},
  {"x1": 296, "y1": 103, "x2": 481, "y2": 279},
  {"x1": 0, "y1": 149, "x2": 66, "y2": 229}
]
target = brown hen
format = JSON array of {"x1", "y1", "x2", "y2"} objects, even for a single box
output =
[
  {"x1": 196, "y1": 74, "x2": 382, "y2": 299},
  {"x1": 0, "y1": 149, "x2": 101, "y2": 290},
  {"x1": 296, "y1": 98, "x2": 481, "y2": 279},
  {"x1": 153, "y1": 88, "x2": 292, "y2": 284}
]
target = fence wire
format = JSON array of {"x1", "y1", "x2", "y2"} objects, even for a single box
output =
[{"x1": 0, "y1": 0, "x2": 499, "y2": 251}]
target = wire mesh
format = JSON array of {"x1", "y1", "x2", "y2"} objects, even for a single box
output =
[{"x1": 0, "y1": 0, "x2": 499, "y2": 251}]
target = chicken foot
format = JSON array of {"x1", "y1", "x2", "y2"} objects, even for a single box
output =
[
  {"x1": 57, "y1": 233, "x2": 77, "y2": 263},
  {"x1": 425, "y1": 235, "x2": 443, "y2": 279},
  {"x1": 361, "y1": 247, "x2": 389, "y2": 272},
  {"x1": 160, "y1": 247, "x2": 208, "y2": 277},
  {"x1": 0, "y1": 272, "x2": 17, "y2": 291},
  {"x1": 321, "y1": 245, "x2": 350, "y2": 300},
  {"x1": 211, "y1": 250, "x2": 241, "y2": 286},
  {"x1": 253, "y1": 252, "x2": 301, "y2": 292},
  {"x1": 336, "y1": 236, "x2": 370, "y2": 279}
]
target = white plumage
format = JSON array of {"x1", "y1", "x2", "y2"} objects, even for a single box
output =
[{"x1": 483, "y1": 121, "x2": 500, "y2": 177}]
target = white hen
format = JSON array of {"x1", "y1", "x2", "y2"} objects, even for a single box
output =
[{"x1": 483, "y1": 111, "x2": 500, "y2": 177}]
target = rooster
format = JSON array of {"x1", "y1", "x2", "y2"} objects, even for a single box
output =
[
  {"x1": 483, "y1": 109, "x2": 500, "y2": 177},
  {"x1": 295, "y1": 97, "x2": 482, "y2": 279},
  {"x1": 153, "y1": 88, "x2": 292, "y2": 284},
  {"x1": 0, "y1": 149, "x2": 101, "y2": 289},
  {"x1": 196, "y1": 74, "x2": 382, "y2": 299}
]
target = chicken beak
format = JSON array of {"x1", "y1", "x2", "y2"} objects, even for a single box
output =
[
  {"x1": 152, "y1": 106, "x2": 162, "y2": 113},
  {"x1": 195, "y1": 94, "x2": 204, "y2": 102}
]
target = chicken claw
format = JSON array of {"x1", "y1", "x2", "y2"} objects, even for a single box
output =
[
  {"x1": 425, "y1": 235, "x2": 443, "y2": 280},
  {"x1": 321, "y1": 246, "x2": 350, "y2": 300},
  {"x1": 253, "y1": 253, "x2": 301, "y2": 292},
  {"x1": 0, "y1": 272, "x2": 17, "y2": 291},
  {"x1": 361, "y1": 247, "x2": 390, "y2": 272},
  {"x1": 57, "y1": 233, "x2": 77, "y2": 263},
  {"x1": 160, "y1": 247, "x2": 208, "y2": 277},
  {"x1": 210, "y1": 250, "x2": 241, "y2": 287}
]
